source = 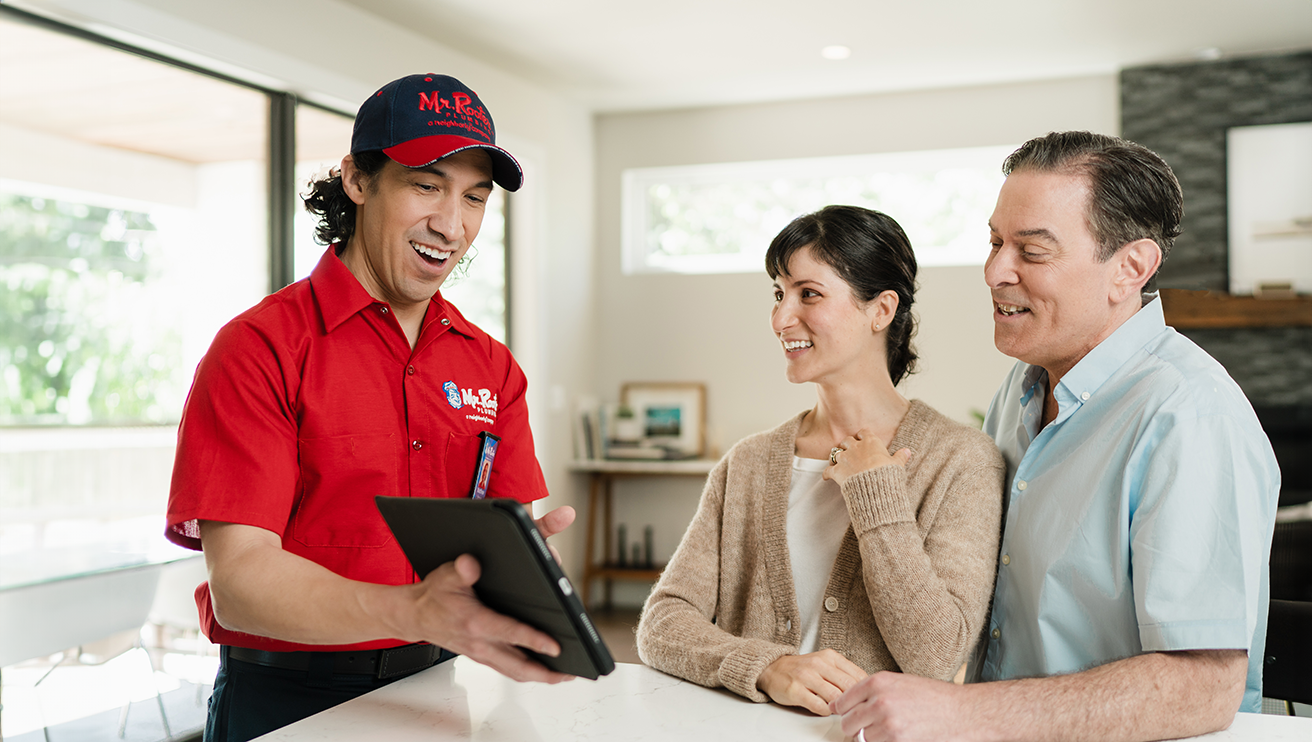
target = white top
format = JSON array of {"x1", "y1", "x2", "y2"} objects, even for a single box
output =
[
  {"x1": 253, "y1": 657, "x2": 1311, "y2": 741},
  {"x1": 786, "y1": 456, "x2": 851, "y2": 654}
]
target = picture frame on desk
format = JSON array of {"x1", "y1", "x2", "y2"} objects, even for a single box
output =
[{"x1": 620, "y1": 382, "x2": 706, "y2": 459}]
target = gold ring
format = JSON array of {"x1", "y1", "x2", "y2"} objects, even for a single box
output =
[{"x1": 830, "y1": 447, "x2": 842, "y2": 465}]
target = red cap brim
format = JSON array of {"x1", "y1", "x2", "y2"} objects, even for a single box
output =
[{"x1": 384, "y1": 135, "x2": 523, "y2": 192}]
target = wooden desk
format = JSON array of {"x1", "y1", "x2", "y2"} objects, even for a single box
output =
[
  {"x1": 255, "y1": 657, "x2": 1312, "y2": 741},
  {"x1": 568, "y1": 459, "x2": 716, "y2": 608}
]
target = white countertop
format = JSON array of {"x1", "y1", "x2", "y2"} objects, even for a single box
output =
[{"x1": 257, "y1": 657, "x2": 1311, "y2": 741}]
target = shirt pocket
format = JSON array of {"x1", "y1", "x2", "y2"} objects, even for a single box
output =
[
  {"x1": 445, "y1": 432, "x2": 484, "y2": 499},
  {"x1": 292, "y1": 432, "x2": 400, "y2": 548}
]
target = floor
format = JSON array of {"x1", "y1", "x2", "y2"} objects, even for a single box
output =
[{"x1": 1, "y1": 627, "x2": 214, "y2": 742}]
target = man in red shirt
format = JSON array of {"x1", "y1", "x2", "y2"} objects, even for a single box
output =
[{"x1": 166, "y1": 73, "x2": 574, "y2": 742}]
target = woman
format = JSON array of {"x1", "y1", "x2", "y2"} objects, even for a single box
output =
[{"x1": 636, "y1": 205, "x2": 1004, "y2": 717}]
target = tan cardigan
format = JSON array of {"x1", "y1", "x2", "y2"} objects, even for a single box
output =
[{"x1": 636, "y1": 400, "x2": 1005, "y2": 702}]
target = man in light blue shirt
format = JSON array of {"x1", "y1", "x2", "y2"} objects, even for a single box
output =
[{"x1": 832, "y1": 132, "x2": 1279, "y2": 742}]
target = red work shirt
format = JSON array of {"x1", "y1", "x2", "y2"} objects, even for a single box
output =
[{"x1": 166, "y1": 246, "x2": 547, "y2": 652}]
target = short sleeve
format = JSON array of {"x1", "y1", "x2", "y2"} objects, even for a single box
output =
[
  {"x1": 1130, "y1": 412, "x2": 1277, "y2": 652},
  {"x1": 166, "y1": 319, "x2": 301, "y2": 549}
]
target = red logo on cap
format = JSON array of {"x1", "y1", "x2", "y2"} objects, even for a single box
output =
[{"x1": 416, "y1": 91, "x2": 493, "y2": 139}]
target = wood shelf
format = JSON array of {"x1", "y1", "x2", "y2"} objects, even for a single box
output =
[
  {"x1": 576, "y1": 463, "x2": 711, "y2": 609},
  {"x1": 589, "y1": 565, "x2": 665, "y2": 582},
  {"x1": 1160, "y1": 289, "x2": 1312, "y2": 329}
]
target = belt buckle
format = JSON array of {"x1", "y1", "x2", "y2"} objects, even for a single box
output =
[{"x1": 376, "y1": 643, "x2": 437, "y2": 679}]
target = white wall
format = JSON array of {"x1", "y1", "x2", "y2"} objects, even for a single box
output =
[
  {"x1": 593, "y1": 75, "x2": 1119, "y2": 605},
  {"x1": 13, "y1": 0, "x2": 598, "y2": 573}
]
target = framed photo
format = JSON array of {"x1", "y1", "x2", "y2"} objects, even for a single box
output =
[{"x1": 620, "y1": 382, "x2": 706, "y2": 459}]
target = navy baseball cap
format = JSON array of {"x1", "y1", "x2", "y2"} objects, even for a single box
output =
[{"x1": 351, "y1": 74, "x2": 523, "y2": 192}]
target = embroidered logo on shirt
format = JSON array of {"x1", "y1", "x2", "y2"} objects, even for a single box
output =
[
  {"x1": 443, "y1": 381, "x2": 463, "y2": 409},
  {"x1": 459, "y1": 387, "x2": 499, "y2": 424},
  {"x1": 443, "y1": 381, "x2": 499, "y2": 423}
]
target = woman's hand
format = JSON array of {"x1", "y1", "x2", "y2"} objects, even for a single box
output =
[
  {"x1": 823, "y1": 429, "x2": 911, "y2": 488},
  {"x1": 757, "y1": 649, "x2": 869, "y2": 715}
]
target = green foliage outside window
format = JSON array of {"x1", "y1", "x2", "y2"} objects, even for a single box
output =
[
  {"x1": 1, "y1": 194, "x2": 183, "y2": 425},
  {"x1": 645, "y1": 169, "x2": 999, "y2": 261}
]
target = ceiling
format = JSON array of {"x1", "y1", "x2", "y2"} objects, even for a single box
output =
[{"x1": 337, "y1": 0, "x2": 1312, "y2": 112}]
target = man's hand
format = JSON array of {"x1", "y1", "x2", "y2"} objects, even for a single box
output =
[
  {"x1": 201, "y1": 520, "x2": 576, "y2": 684},
  {"x1": 831, "y1": 650, "x2": 1246, "y2": 742},
  {"x1": 533, "y1": 505, "x2": 575, "y2": 564},
  {"x1": 757, "y1": 650, "x2": 869, "y2": 716},
  {"x1": 830, "y1": 671, "x2": 967, "y2": 742},
  {"x1": 410, "y1": 553, "x2": 573, "y2": 684}
]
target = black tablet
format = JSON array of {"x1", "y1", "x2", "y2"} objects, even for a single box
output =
[{"x1": 375, "y1": 496, "x2": 615, "y2": 679}]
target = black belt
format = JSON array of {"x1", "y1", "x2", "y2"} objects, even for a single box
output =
[{"x1": 227, "y1": 643, "x2": 446, "y2": 680}]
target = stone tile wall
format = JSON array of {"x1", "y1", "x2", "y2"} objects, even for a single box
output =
[{"x1": 1121, "y1": 51, "x2": 1312, "y2": 406}]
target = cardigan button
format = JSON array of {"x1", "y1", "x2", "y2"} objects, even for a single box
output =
[{"x1": 824, "y1": 596, "x2": 839, "y2": 612}]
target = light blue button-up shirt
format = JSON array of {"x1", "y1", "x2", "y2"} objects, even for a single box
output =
[{"x1": 980, "y1": 298, "x2": 1279, "y2": 713}]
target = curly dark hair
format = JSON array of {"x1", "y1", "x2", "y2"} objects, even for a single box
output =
[
  {"x1": 301, "y1": 150, "x2": 390, "y2": 246},
  {"x1": 765, "y1": 205, "x2": 919, "y2": 386}
]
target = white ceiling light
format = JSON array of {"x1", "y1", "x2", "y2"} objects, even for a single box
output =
[{"x1": 820, "y1": 45, "x2": 851, "y2": 61}]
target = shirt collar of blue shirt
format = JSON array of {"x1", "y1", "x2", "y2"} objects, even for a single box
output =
[{"x1": 1017, "y1": 296, "x2": 1167, "y2": 424}]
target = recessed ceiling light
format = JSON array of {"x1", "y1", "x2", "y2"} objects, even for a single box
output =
[{"x1": 821, "y1": 45, "x2": 851, "y2": 61}]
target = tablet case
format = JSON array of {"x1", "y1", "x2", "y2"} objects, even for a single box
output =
[{"x1": 375, "y1": 496, "x2": 615, "y2": 679}]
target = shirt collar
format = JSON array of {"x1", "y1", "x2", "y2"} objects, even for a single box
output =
[
  {"x1": 308, "y1": 246, "x2": 477, "y2": 339},
  {"x1": 310, "y1": 246, "x2": 378, "y2": 333},
  {"x1": 421, "y1": 291, "x2": 477, "y2": 340},
  {"x1": 1014, "y1": 298, "x2": 1167, "y2": 410},
  {"x1": 1056, "y1": 297, "x2": 1167, "y2": 403}
]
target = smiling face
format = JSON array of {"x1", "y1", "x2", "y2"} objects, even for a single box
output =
[
  {"x1": 770, "y1": 246, "x2": 890, "y2": 387},
  {"x1": 985, "y1": 168, "x2": 1135, "y2": 382},
  {"x1": 339, "y1": 149, "x2": 493, "y2": 321}
]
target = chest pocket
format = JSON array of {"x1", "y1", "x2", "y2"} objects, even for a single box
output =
[
  {"x1": 445, "y1": 432, "x2": 484, "y2": 500},
  {"x1": 293, "y1": 433, "x2": 400, "y2": 547}
]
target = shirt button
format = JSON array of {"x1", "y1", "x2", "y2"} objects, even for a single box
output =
[
  {"x1": 379, "y1": 306, "x2": 389, "y2": 314},
  {"x1": 440, "y1": 318, "x2": 451, "y2": 326},
  {"x1": 1081, "y1": 392, "x2": 1091, "y2": 401},
  {"x1": 824, "y1": 596, "x2": 839, "y2": 612},
  {"x1": 1017, "y1": 480, "x2": 1027, "y2": 491},
  {"x1": 1001, "y1": 554, "x2": 1011, "y2": 566},
  {"x1": 412, "y1": 440, "x2": 423, "y2": 451},
  {"x1": 406, "y1": 365, "x2": 416, "y2": 376},
  {"x1": 992, "y1": 628, "x2": 1001, "y2": 640}
]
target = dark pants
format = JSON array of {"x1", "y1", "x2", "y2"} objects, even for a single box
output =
[{"x1": 205, "y1": 646, "x2": 456, "y2": 742}]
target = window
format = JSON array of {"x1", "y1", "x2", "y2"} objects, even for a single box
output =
[
  {"x1": 0, "y1": 10, "x2": 273, "y2": 551},
  {"x1": 0, "y1": 15, "x2": 270, "y2": 427},
  {"x1": 621, "y1": 144, "x2": 1016, "y2": 274},
  {"x1": 0, "y1": 7, "x2": 515, "y2": 558},
  {"x1": 293, "y1": 104, "x2": 354, "y2": 281}
]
